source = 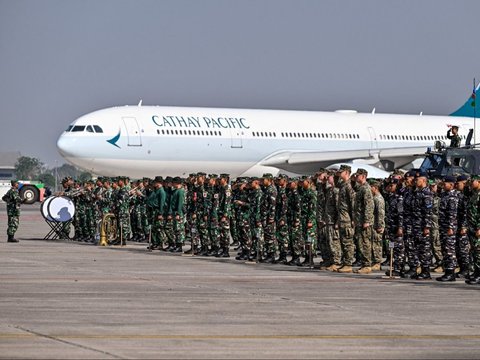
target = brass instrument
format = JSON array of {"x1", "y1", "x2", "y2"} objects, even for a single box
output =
[{"x1": 99, "y1": 213, "x2": 117, "y2": 246}]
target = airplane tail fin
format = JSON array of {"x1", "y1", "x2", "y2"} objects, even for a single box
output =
[{"x1": 450, "y1": 82, "x2": 480, "y2": 117}]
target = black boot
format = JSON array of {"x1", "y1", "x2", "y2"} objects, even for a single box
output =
[
  {"x1": 235, "y1": 250, "x2": 248, "y2": 261},
  {"x1": 7, "y1": 234, "x2": 18, "y2": 243},
  {"x1": 456, "y1": 266, "x2": 469, "y2": 279},
  {"x1": 436, "y1": 269, "x2": 456, "y2": 282},
  {"x1": 288, "y1": 256, "x2": 302, "y2": 267},
  {"x1": 412, "y1": 267, "x2": 431, "y2": 280},
  {"x1": 220, "y1": 247, "x2": 230, "y2": 258},
  {"x1": 277, "y1": 252, "x2": 288, "y2": 265},
  {"x1": 466, "y1": 269, "x2": 480, "y2": 284}
]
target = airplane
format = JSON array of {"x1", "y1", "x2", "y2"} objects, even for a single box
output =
[{"x1": 57, "y1": 86, "x2": 480, "y2": 178}]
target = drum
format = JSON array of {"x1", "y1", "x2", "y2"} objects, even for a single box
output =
[{"x1": 41, "y1": 196, "x2": 75, "y2": 222}]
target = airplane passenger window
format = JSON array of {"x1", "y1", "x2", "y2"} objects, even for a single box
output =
[
  {"x1": 93, "y1": 125, "x2": 103, "y2": 133},
  {"x1": 71, "y1": 125, "x2": 85, "y2": 132}
]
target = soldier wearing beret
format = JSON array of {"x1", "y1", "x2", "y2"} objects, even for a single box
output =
[{"x1": 447, "y1": 125, "x2": 461, "y2": 148}]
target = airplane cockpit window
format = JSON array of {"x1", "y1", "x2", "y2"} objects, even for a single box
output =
[
  {"x1": 71, "y1": 125, "x2": 85, "y2": 132},
  {"x1": 86, "y1": 125, "x2": 94, "y2": 133},
  {"x1": 65, "y1": 125, "x2": 73, "y2": 132},
  {"x1": 93, "y1": 125, "x2": 103, "y2": 133}
]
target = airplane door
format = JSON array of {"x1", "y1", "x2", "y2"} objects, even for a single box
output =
[
  {"x1": 367, "y1": 127, "x2": 378, "y2": 148},
  {"x1": 122, "y1": 117, "x2": 142, "y2": 146},
  {"x1": 230, "y1": 129, "x2": 243, "y2": 148}
]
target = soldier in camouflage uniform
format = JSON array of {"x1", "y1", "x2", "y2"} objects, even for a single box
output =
[
  {"x1": 436, "y1": 176, "x2": 459, "y2": 282},
  {"x1": 147, "y1": 176, "x2": 166, "y2": 250},
  {"x1": 98, "y1": 178, "x2": 113, "y2": 214},
  {"x1": 336, "y1": 165, "x2": 356, "y2": 273},
  {"x1": 169, "y1": 177, "x2": 185, "y2": 252},
  {"x1": 410, "y1": 171, "x2": 433, "y2": 280},
  {"x1": 194, "y1": 173, "x2": 210, "y2": 255},
  {"x1": 465, "y1": 175, "x2": 480, "y2": 284},
  {"x1": 275, "y1": 174, "x2": 289, "y2": 264},
  {"x1": 300, "y1": 177, "x2": 317, "y2": 265},
  {"x1": 352, "y1": 169, "x2": 374, "y2": 274},
  {"x1": 163, "y1": 177, "x2": 176, "y2": 250},
  {"x1": 325, "y1": 171, "x2": 342, "y2": 271},
  {"x1": 401, "y1": 170, "x2": 419, "y2": 278},
  {"x1": 206, "y1": 175, "x2": 220, "y2": 256},
  {"x1": 261, "y1": 173, "x2": 278, "y2": 263},
  {"x1": 429, "y1": 179, "x2": 444, "y2": 273},
  {"x1": 2, "y1": 180, "x2": 21, "y2": 242},
  {"x1": 315, "y1": 170, "x2": 329, "y2": 266},
  {"x1": 116, "y1": 177, "x2": 131, "y2": 245},
  {"x1": 234, "y1": 179, "x2": 253, "y2": 261},
  {"x1": 287, "y1": 179, "x2": 303, "y2": 266},
  {"x1": 384, "y1": 178, "x2": 405, "y2": 277},
  {"x1": 216, "y1": 174, "x2": 232, "y2": 257},
  {"x1": 455, "y1": 175, "x2": 470, "y2": 278},
  {"x1": 370, "y1": 180, "x2": 385, "y2": 270},
  {"x1": 249, "y1": 178, "x2": 263, "y2": 261}
]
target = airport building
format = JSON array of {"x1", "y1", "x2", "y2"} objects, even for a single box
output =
[{"x1": 0, "y1": 152, "x2": 20, "y2": 180}]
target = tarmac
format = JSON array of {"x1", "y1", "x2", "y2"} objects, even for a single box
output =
[{"x1": 0, "y1": 203, "x2": 480, "y2": 359}]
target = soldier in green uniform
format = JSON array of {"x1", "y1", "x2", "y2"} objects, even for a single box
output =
[
  {"x1": 275, "y1": 174, "x2": 289, "y2": 264},
  {"x1": 287, "y1": 179, "x2": 303, "y2": 266},
  {"x1": 169, "y1": 177, "x2": 185, "y2": 252},
  {"x1": 217, "y1": 174, "x2": 232, "y2": 257},
  {"x1": 315, "y1": 169, "x2": 329, "y2": 266},
  {"x1": 336, "y1": 165, "x2": 356, "y2": 273},
  {"x1": 325, "y1": 171, "x2": 342, "y2": 271},
  {"x1": 2, "y1": 180, "x2": 22, "y2": 242},
  {"x1": 147, "y1": 176, "x2": 166, "y2": 250},
  {"x1": 370, "y1": 180, "x2": 385, "y2": 270},
  {"x1": 116, "y1": 177, "x2": 131, "y2": 245},
  {"x1": 261, "y1": 173, "x2": 278, "y2": 263},
  {"x1": 234, "y1": 179, "x2": 253, "y2": 261},
  {"x1": 465, "y1": 175, "x2": 480, "y2": 284},
  {"x1": 249, "y1": 178, "x2": 263, "y2": 261},
  {"x1": 429, "y1": 179, "x2": 444, "y2": 273},
  {"x1": 352, "y1": 169, "x2": 374, "y2": 274},
  {"x1": 300, "y1": 176, "x2": 317, "y2": 265},
  {"x1": 446, "y1": 125, "x2": 461, "y2": 148},
  {"x1": 206, "y1": 174, "x2": 220, "y2": 256},
  {"x1": 163, "y1": 177, "x2": 176, "y2": 250}
]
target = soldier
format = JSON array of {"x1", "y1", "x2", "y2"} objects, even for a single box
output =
[
  {"x1": 217, "y1": 174, "x2": 232, "y2": 257},
  {"x1": 194, "y1": 173, "x2": 210, "y2": 255},
  {"x1": 370, "y1": 180, "x2": 385, "y2": 270},
  {"x1": 234, "y1": 179, "x2": 253, "y2": 261},
  {"x1": 401, "y1": 170, "x2": 419, "y2": 278},
  {"x1": 352, "y1": 169, "x2": 374, "y2": 274},
  {"x1": 169, "y1": 177, "x2": 185, "y2": 252},
  {"x1": 147, "y1": 176, "x2": 166, "y2": 250},
  {"x1": 315, "y1": 169, "x2": 329, "y2": 266},
  {"x1": 455, "y1": 174, "x2": 470, "y2": 278},
  {"x1": 436, "y1": 176, "x2": 459, "y2": 282},
  {"x1": 465, "y1": 175, "x2": 480, "y2": 284},
  {"x1": 410, "y1": 171, "x2": 433, "y2": 280},
  {"x1": 98, "y1": 178, "x2": 113, "y2": 214},
  {"x1": 300, "y1": 176, "x2": 317, "y2": 265},
  {"x1": 163, "y1": 177, "x2": 176, "y2": 251},
  {"x1": 2, "y1": 180, "x2": 22, "y2": 242},
  {"x1": 287, "y1": 179, "x2": 303, "y2": 266},
  {"x1": 325, "y1": 171, "x2": 342, "y2": 271},
  {"x1": 446, "y1": 125, "x2": 461, "y2": 148},
  {"x1": 336, "y1": 165, "x2": 356, "y2": 273},
  {"x1": 261, "y1": 173, "x2": 278, "y2": 263},
  {"x1": 275, "y1": 174, "x2": 289, "y2": 264},
  {"x1": 249, "y1": 178, "x2": 263, "y2": 261},
  {"x1": 116, "y1": 177, "x2": 131, "y2": 245},
  {"x1": 205, "y1": 174, "x2": 219, "y2": 256},
  {"x1": 384, "y1": 178, "x2": 404, "y2": 277},
  {"x1": 429, "y1": 179, "x2": 444, "y2": 273}
]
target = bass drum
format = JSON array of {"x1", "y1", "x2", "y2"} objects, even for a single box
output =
[{"x1": 41, "y1": 196, "x2": 76, "y2": 222}]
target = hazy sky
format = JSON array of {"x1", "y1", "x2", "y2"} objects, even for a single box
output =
[{"x1": 0, "y1": 0, "x2": 478, "y2": 166}]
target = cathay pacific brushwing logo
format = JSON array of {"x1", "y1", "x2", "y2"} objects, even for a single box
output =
[{"x1": 107, "y1": 129, "x2": 121, "y2": 148}]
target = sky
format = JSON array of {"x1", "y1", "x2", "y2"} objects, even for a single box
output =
[{"x1": 0, "y1": 0, "x2": 479, "y2": 167}]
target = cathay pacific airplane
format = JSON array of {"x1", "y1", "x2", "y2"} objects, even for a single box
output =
[{"x1": 56, "y1": 87, "x2": 479, "y2": 178}]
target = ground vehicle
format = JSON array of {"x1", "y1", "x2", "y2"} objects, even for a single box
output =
[
  {"x1": 0, "y1": 180, "x2": 45, "y2": 204},
  {"x1": 419, "y1": 139, "x2": 480, "y2": 179}
]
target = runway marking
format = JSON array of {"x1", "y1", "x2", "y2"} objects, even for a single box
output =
[{"x1": 1, "y1": 334, "x2": 480, "y2": 340}]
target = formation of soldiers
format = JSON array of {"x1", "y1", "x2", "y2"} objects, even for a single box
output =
[{"x1": 50, "y1": 164, "x2": 480, "y2": 286}]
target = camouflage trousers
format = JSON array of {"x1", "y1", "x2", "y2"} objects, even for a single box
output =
[
  {"x1": 355, "y1": 226, "x2": 374, "y2": 267},
  {"x1": 339, "y1": 223, "x2": 355, "y2": 266},
  {"x1": 197, "y1": 217, "x2": 210, "y2": 248},
  {"x1": 133, "y1": 205, "x2": 149, "y2": 238},
  {"x1": 430, "y1": 227, "x2": 443, "y2": 264},
  {"x1": 187, "y1": 215, "x2": 199, "y2": 247},
  {"x1": 290, "y1": 221, "x2": 303, "y2": 257},
  {"x1": 251, "y1": 224, "x2": 263, "y2": 255},
  {"x1": 440, "y1": 231, "x2": 457, "y2": 271},
  {"x1": 117, "y1": 211, "x2": 131, "y2": 243},
  {"x1": 317, "y1": 225, "x2": 330, "y2": 264},
  {"x1": 174, "y1": 215, "x2": 185, "y2": 246},
  {"x1": 209, "y1": 217, "x2": 220, "y2": 249},
  {"x1": 326, "y1": 224, "x2": 341, "y2": 265},
  {"x1": 164, "y1": 218, "x2": 175, "y2": 247},
  {"x1": 276, "y1": 221, "x2": 289, "y2": 255},
  {"x1": 371, "y1": 229, "x2": 383, "y2": 265},
  {"x1": 7, "y1": 214, "x2": 19, "y2": 236},
  {"x1": 237, "y1": 217, "x2": 252, "y2": 251},
  {"x1": 230, "y1": 213, "x2": 238, "y2": 244},
  {"x1": 264, "y1": 220, "x2": 277, "y2": 256},
  {"x1": 456, "y1": 233, "x2": 470, "y2": 269},
  {"x1": 468, "y1": 231, "x2": 480, "y2": 272},
  {"x1": 413, "y1": 229, "x2": 432, "y2": 268},
  {"x1": 151, "y1": 216, "x2": 166, "y2": 247},
  {"x1": 404, "y1": 226, "x2": 420, "y2": 268},
  {"x1": 388, "y1": 231, "x2": 405, "y2": 272},
  {"x1": 219, "y1": 217, "x2": 231, "y2": 250}
]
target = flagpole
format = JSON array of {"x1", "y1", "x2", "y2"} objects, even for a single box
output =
[{"x1": 474, "y1": 78, "x2": 477, "y2": 146}]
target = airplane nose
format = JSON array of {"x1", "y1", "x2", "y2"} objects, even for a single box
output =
[{"x1": 57, "y1": 135, "x2": 74, "y2": 157}]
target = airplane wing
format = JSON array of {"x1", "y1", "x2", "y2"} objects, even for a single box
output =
[{"x1": 260, "y1": 146, "x2": 428, "y2": 174}]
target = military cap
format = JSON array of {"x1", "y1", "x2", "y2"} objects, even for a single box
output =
[
  {"x1": 154, "y1": 176, "x2": 163, "y2": 183},
  {"x1": 471, "y1": 175, "x2": 480, "y2": 181},
  {"x1": 173, "y1": 176, "x2": 182, "y2": 184},
  {"x1": 415, "y1": 170, "x2": 428, "y2": 178},
  {"x1": 250, "y1": 177, "x2": 260, "y2": 182},
  {"x1": 317, "y1": 168, "x2": 328, "y2": 174},
  {"x1": 142, "y1": 177, "x2": 151, "y2": 181},
  {"x1": 238, "y1": 178, "x2": 248, "y2": 184},
  {"x1": 103, "y1": 177, "x2": 111, "y2": 183},
  {"x1": 337, "y1": 164, "x2": 352, "y2": 173},
  {"x1": 404, "y1": 170, "x2": 416, "y2": 177},
  {"x1": 209, "y1": 174, "x2": 218, "y2": 179},
  {"x1": 389, "y1": 178, "x2": 400, "y2": 184},
  {"x1": 220, "y1": 173, "x2": 230, "y2": 178},
  {"x1": 369, "y1": 180, "x2": 381, "y2": 188},
  {"x1": 457, "y1": 174, "x2": 469, "y2": 182},
  {"x1": 443, "y1": 175, "x2": 456, "y2": 183},
  {"x1": 356, "y1": 168, "x2": 368, "y2": 176},
  {"x1": 10, "y1": 179, "x2": 18, "y2": 185},
  {"x1": 428, "y1": 179, "x2": 439, "y2": 186},
  {"x1": 188, "y1": 173, "x2": 196, "y2": 177},
  {"x1": 451, "y1": 125, "x2": 459, "y2": 129},
  {"x1": 262, "y1": 173, "x2": 274, "y2": 179},
  {"x1": 197, "y1": 172, "x2": 207, "y2": 176},
  {"x1": 277, "y1": 174, "x2": 289, "y2": 180},
  {"x1": 165, "y1": 176, "x2": 173, "y2": 182}
]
